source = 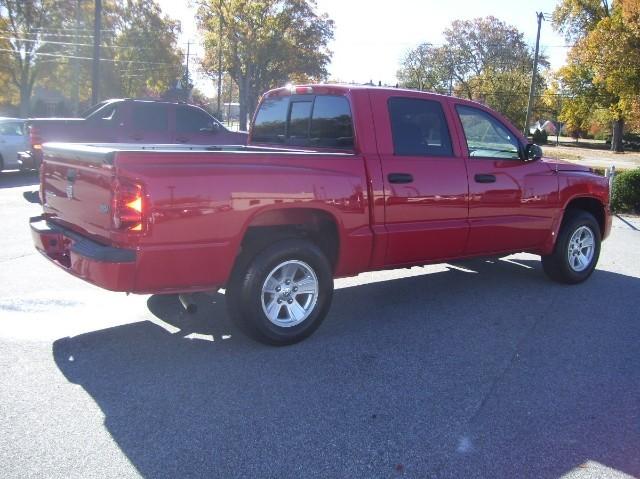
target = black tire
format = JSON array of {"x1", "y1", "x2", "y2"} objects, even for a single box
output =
[
  {"x1": 226, "y1": 239, "x2": 334, "y2": 346},
  {"x1": 541, "y1": 210, "x2": 601, "y2": 284}
]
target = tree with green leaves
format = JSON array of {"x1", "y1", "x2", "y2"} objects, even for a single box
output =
[
  {"x1": 197, "y1": 0, "x2": 334, "y2": 130},
  {"x1": 396, "y1": 43, "x2": 450, "y2": 93},
  {"x1": 112, "y1": 0, "x2": 182, "y2": 98},
  {"x1": 397, "y1": 16, "x2": 547, "y2": 128},
  {"x1": 554, "y1": 0, "x2": 640, "y2": 151},
  {"x1": 0, "y1": 0, "x2": 73, "y2": 116},
  {"x1": 0, "y1": 0, "x2": 183, "y2": 116}
]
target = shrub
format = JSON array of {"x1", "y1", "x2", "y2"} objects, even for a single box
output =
[
  {"x1": 611, "y1": 168, "x2": 640, "y2": 213},
  {"x1": 532, "y1": 128, "x2": 548, "y2": 144}
]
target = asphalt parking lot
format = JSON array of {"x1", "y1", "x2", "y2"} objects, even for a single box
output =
[{"x1": 1, "y1": 170, "x2": 639, "y2": 479}]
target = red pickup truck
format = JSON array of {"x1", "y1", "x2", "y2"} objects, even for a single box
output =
[
  {"x1": 18, "y1": 98, "x2": 247, "y2": 170},
  {"x1": 30, "y1": 84, "x2": 611, "y2": 345}
]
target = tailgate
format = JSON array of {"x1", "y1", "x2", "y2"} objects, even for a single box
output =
[{"x1": 41, "y1": 143, "x2": 117, "y2": 243}]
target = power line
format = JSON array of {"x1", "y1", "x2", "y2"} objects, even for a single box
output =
[
  {"x1": 0, "y1": 35, "x2": 183, "y2": 52},
  {"x1": 0, "y1": 30, "x2": 112, "y2": 39},
  {"x1": 0, "y1": 47, "x2": 181, "y2": 66},
  {"x1": 31, "y1": 27, "x2": 115, "y2": 32}
]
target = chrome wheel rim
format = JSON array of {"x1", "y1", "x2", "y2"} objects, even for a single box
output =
[
  {"x1": 567, "y1": 225, "x2": 595, "y2": 272},
  {"x1": 261, "y1": 260, "x2": 319, "y2": 328}
]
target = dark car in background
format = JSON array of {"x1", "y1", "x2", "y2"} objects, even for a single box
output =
[{"x1": 18, "y1": 99, "x2": 248, "y2": 170}]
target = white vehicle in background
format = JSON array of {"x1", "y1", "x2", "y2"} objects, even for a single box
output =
[{"x1": 0, "y1": 118, "x2": 28, "y2": 172}]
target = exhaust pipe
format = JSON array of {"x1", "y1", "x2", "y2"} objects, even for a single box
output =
[{"x1": 178, "y1": 294, "x2": 197, "y2": 314}]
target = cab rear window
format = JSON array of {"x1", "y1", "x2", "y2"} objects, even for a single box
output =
[{"x1": 252, "y1": 95, "x2": 354, "y2": 149}]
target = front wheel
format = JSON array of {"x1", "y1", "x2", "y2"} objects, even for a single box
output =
[
  {"x1": 541, "y1": 210, "x2": 601, "y2": 284},
  {"x1": 227, "y1": 239, "x2": 334, "y2": 346}
]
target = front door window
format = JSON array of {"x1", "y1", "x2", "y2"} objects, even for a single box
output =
[{"x1": 456, "y1": 105, "x2": 521, "y2": 160}]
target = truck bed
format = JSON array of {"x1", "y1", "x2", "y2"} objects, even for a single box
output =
[{"x1": 37, "y1": 141, "x2": 371, "y2": 293}]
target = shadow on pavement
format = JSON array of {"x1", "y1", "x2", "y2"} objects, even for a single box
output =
[
  {"x1": 0, "y1": 170, "x2": 39, "y2": 188},
  {"x1": 52, "y1": 259, "x2": 640, "y2": 478}
]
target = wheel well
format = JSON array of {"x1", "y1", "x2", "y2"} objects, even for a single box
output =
[
  {"x1": 565, "y1": 197, "x2": 605, "y2": 236},
  {"x1": 238, "y1": 208, "x2": 340, "y2": 270}
]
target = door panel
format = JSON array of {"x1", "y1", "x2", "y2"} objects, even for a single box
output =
[
  {"x1": 383, "y1": 157, "x2": 469, "y2": 264},
  {"x1": 378, "y1": 96, "x2": 469, "y2": 266},
  {"x1": 465, "y1": 159, "x2": 558, "y2": 254},
  {"x1": 453, "y1": 103, "x2": 559, "y2": 255}
]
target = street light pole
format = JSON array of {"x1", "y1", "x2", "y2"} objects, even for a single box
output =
[{"x1": 524, "y1": 11, "x2": 544, "y2": 136}]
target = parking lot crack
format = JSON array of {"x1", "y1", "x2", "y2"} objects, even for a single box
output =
[
  {"x1": 469, "y1": 290, "x2": 560, "y2": 425},
  {"x1": 0, "y1": 252, "x2": 36, "y2": 263}
]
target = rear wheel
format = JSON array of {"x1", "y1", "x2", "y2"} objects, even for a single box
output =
[
  {"x1": 542, "y1": 210, "x2": 601, "y2": 284},
  {"x1": 227, "y1": 239, "x2": 333, "y2": 345}
]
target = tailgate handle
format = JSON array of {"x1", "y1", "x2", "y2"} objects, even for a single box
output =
[
  {"x1": 66, "y1": 169, "x2": 77, "y2": 182},
  {"x1": 388, "y1": 173, "x2": 414, "y2": 184}
]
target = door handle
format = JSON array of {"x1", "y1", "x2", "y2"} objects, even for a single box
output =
[
  {"x1": 176, "y1": 137, "x2": 188, "y2": 143},
  {"x1": 474, "y1": 174, "x2": 496, "y2": 183},
  {"x1": 388, "y1": 173, "x2": 414, "y2": 184}
]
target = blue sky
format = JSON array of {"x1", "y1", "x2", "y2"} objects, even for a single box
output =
[{"x1": 159, "y1": 0, "x2": 568, "y2": 95}]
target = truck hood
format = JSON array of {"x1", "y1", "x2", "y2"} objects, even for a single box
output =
[{"x1": 540, "y1": 157, "x2": 593, "y2": 173}]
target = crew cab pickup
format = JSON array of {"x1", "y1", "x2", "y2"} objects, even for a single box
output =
[
  {"x1": 18, "y1": 98, "x2": 247, "y2": 170},
  {"x1": 30, "y1": 85, "x2": 611, "y2": 345}
]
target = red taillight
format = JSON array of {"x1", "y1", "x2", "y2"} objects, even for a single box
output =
[{"x1": 113, "y1": 179, "x2": 145, "y2": 232}]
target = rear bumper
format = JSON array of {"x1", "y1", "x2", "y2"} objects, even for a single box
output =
[
  {"x1": 30, "y1": 216, "x2": 136, "y2": 292},
  {"x1": 18, "y1": 151, "x2": 40, "y2": 170}
]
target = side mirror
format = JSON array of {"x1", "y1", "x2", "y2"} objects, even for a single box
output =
[
  {"x1": 525, "y1": 143, "x2": 543, "y2": 161},
  {"x1": 200, "y1": 122, "x2": 221, "y2": 133}
]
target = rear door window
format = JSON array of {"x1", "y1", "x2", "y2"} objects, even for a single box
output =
[
  {"x1": 388, "y1": 97, "x2": 453, "y2": 157},
  {"x1": 132, "y1": 102, "x2": 169, "y2": 132}
]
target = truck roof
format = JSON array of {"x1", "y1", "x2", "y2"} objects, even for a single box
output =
[{"x1": 263, "y1": 83, "x2": 455, "y2": 101}]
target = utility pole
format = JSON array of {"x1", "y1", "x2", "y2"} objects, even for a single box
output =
[
  {"x1": 91, "y1": 0, "x2": 102, "y2": 106},
  {"x1": 216, "y1": 0, "x2": 223, "y2": 119},
  {"x1": 524, "y1": 12, "x2": 544, "y2": 136},
  {"x1": 556, "y1": 80, "x2": 563, "y2": 146},
  {"x1": 71, "y1": 0, "x2": 82, "y2": 115}
]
